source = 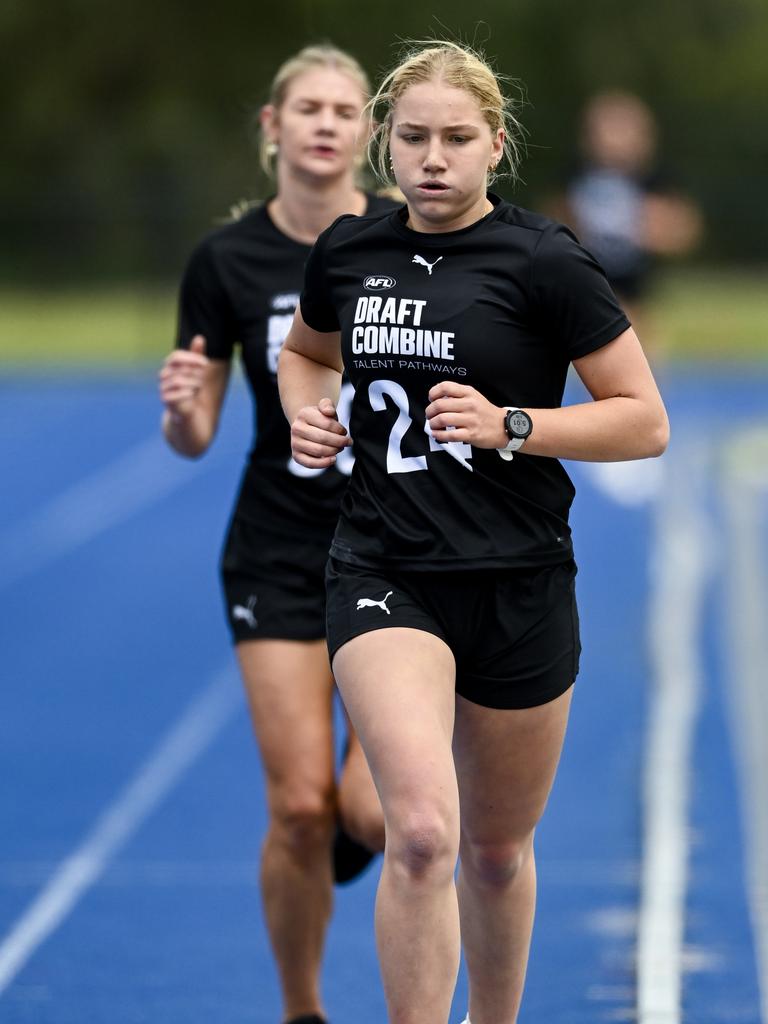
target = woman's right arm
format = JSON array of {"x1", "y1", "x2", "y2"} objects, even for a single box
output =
[
  {"x1": 159, "y1": 334, "x2": 231, "y2": 458},
  {"x1": 278, "y1": 307, "x2": 350, "y2": 470}
]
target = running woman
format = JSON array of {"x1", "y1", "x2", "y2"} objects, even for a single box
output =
[
  {"x1": 278, "y1": 41, "x2": 669, "y2": 1024},
  {"x1": 158, "y1": 45, "x2": 392, "y2": 1024}
]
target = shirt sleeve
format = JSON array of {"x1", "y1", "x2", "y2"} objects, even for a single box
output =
[
  {"x1": 299, "y1": 222, "x2": 341, "y2": 333},
  {"x1": 530, "y1": 223, "x2": 631, "y2": 360},
  {"x1": 176, "y1": 239, "x2": 238, "y2": 359}
]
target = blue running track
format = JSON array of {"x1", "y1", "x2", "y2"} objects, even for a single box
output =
[{"x1": 0, "y1": 366, "x2": 766, "y2": 1023}]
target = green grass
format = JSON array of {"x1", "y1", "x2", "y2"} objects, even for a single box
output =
[
  {"x1": 0, "y1": 287, "x2": 176, "y2": 368},
  {"x1": 0, "y1": 270, "x2": 766, "y2": 368},
  {"x1": 651, "y1": 269, "x2": 768, "y2": 361}
]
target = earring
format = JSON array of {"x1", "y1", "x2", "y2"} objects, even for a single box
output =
[{"x1": 265, "y1": 142, "x2": 278, "y2": 158}]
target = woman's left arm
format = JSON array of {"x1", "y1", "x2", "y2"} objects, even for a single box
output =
[
  {"x1": 426, "y1": 327, "x2": 669, "y2": 462},
  {"x1": 523, "y1": 327, "x2": 669, "y2": 461}
]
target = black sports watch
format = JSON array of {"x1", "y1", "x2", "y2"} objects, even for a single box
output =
[{"x1": 498, "y1": 407, "x2": 533, "y2": 461}]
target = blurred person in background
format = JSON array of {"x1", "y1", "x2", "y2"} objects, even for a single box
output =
[
  {"x1": 558, "y1": 90, "x2": 702, "y2": 359},
  {"x1": 553, "y1": 91, "x2": 701, "y2": 503},
  {"x1": 158, "y1": 44, "x2": 393, "y2": 1024}
]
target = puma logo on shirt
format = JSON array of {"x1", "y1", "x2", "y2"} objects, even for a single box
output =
[
  {"x1": 356, "y1": 591, "x2": 393, "y2": 615},
  {"x1": 412, "y1": 255, "x2": 443, "y2": 275}
]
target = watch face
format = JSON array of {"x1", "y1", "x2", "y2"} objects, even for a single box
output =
[{"x1": 506, "y1": 409, "x2": 532, "y2": 439}]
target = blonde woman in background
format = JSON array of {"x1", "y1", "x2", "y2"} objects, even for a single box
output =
[{"x1": 159, "y1": 45, "x2": 395, "y2": 1024}]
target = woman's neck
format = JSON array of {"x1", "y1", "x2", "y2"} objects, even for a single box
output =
[{"x1": 268, "y1": 168, "x2": 367, "y2": 245}]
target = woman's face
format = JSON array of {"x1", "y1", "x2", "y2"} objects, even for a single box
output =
[
  {"x1": 262, "y1": 67, "x2": 367, "y2": 181},
  {"x1": 389, "y1": 78, "x2": 503, "y2": 231}
]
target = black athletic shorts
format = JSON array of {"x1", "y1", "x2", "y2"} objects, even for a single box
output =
[
  {"x1": 220, "y1": 516, "x2": 330, "y2": 644},
  {"x1": 325, "y1": 557, "x2": 581, "y2": 710}
]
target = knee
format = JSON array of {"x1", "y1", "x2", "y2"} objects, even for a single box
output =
[
  {"x1": 388, "y1": 809, "x2": 457, "y2": 883},
  {"x1": 460, "y1": 834, "x2": 534, "y2": 889},
  {"x1": 270, "y1": 787, "x2": 335, "y2": 857}
]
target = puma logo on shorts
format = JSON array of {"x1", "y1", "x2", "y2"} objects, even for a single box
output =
[
  {"x1": 356, "y1": 591, "x2": 393, "y2": 615},
  {"x1": 232, "y1": 595, "x2": 258, "y2": 629}
]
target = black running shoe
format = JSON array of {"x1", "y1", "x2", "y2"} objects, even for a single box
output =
[
  {"x1": 284, "y1": 1016, "x2": 327, "y2": 1024},
  {"x1": 332, "y1": 824, "x2": 376, "y2": 885}
]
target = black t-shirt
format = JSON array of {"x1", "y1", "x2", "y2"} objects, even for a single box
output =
[
  {"x1": 300, "y1": 194, "x2": 630, "y2": 570},
  {"x1": 176, "y1": 194, "x2": 396, "y2": 536}
]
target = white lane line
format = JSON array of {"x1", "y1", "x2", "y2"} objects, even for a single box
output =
[
  {"x1": 637, "y1": 438, "x2": 711, "y2": 1023},
  {"x1": 0, "y1": 668, "x2": 241, "y2": 997},
  {"x1": 723, "y1": 428, "x2": 768, "y2": 1023},
  {"x1": 0, "y1": 433, "x2": 218, "y2": 591}
]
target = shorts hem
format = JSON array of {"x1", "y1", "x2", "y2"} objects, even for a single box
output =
[
  {"x1": 328, "y1": 621, "x2": 449, "y2": 666},
  {"x1": 230, "y1": 629, "x2": 327, "y2": 647},
  {"x1": 455, "y1": 671, "x2": 577, "y2": 710}
]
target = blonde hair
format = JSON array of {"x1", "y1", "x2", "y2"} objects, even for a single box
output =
[
  {"x1": 366, "y1": 40, "x2": 525, "y2": 187},
  {"x1": 258, "y1": 44, "x2": 371, "y2": 177}
]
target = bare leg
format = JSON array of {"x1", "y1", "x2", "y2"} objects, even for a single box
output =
[
  {"x1": 453, "y1": 687, "x2": 574, "y2": 1024},
  {"x1": 333, "y1": 628, "x2": 460, "y2": 1024},
  {"x1": 337, "y1": 710, "x2": 386, "y2": 852},
  {"x1": 237, "y1": 639, "x2": 336, "y2": 1021}
]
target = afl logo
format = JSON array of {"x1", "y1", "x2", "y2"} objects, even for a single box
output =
[{"x1": 364, "y1": 275, "x2": 396, "y2": 290}]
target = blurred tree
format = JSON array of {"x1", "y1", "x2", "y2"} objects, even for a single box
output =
[{"x1": 1, "y1": 0, "x2": 766, "y2": 282}]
